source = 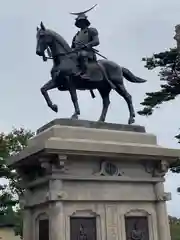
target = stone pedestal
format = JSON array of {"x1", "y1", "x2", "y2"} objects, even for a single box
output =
[{"x1": 7, "y1": 119, "x2": 180, "y2": 240}]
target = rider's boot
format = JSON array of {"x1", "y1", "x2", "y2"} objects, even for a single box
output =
[{"x1": 80, "y1": 58, "x2": 90, "y2": 79}]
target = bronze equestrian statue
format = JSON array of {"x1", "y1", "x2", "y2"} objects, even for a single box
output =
[{"x1": 36, "y1": 5, "x2": 147, "y2": 124}]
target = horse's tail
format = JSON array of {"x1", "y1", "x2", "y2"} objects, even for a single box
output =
[{"x1": 122, "y1": 67, "x2": 147, "y2": 83}]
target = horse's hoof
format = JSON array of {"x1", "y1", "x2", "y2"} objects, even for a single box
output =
[
  {"x1": 98, "y1": 117, "x2": 105, "y2": 122},
  {"x1": 98, "y1": 118, "x2": 104, "y2": 122},
  {"x1": 51, "y1": 104, "x2": 58, "y2": 113},
  {"x1": 71, "y1": 114, "x2": 78, "y2": 120},
  {"x1": 128, "y1": 118, "x2": 135, "y2": 125}
]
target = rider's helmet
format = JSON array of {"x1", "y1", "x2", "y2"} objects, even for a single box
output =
[
  {"x1": 75, "y1": 14, "x2": 90, "y2": 28},
  {"x1": 70, "y1": 4, "x2": 97, "y2": 28}
]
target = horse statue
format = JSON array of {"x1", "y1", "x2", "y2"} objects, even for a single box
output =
[{"x1": 36, "y1": 21, "x2": 147, "y2": 124}]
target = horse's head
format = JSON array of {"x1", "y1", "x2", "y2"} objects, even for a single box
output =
[
  {"x1": 36, "y1": 22, "x2": 71, "y2": 59},
  {"x1": 36, "y1": 22, "x2": 51, "y2": 57}
]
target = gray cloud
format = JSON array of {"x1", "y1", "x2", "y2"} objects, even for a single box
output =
[{"x1": 0, "y1": 0, "x2": 180, "y2": 216}]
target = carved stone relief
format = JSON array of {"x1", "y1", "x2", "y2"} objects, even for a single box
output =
[
  {"x1": 70, "y1": 210, "x2": 97, "y2": 240},
  {"x1": 144, "y1": 160, "x2": 169, "y2": 177},
  {"x1": 124, "y1": 209, "x2": 154, "y2": 240},
  {"x1": 70, "y1": 218, "x2": 96, "y2": 240},
  {"x1": 95, "y1": 161, "x2": 123, "y2": 176},
  {"x1": 54, "y1": 155, "x2": 68, "y2": 172},
  {"x1": 39, "y1": 154, "x2": 68, "y2": 172},
  {"x1": 125, "y1": 216, "x2": 149, "y2": 240}
]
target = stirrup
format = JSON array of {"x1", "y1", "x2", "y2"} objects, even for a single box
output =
[
  {"x1": 74, "y1": 71, "x2": 81, "y2": 76},
  {"x1": 81, "y1": 73, "x2": 90, "y2": 79}
]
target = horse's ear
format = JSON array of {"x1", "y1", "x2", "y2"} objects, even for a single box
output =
[{"x1": 40, "y1": 21, "x2": 46, "y2": 30}]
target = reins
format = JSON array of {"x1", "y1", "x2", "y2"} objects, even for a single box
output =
[{"x1": 43, "y1": 48, "x2": 78, "y2": 61}]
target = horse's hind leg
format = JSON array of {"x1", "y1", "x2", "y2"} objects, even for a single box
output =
[
  {"x1": 115, "y1": 83, "x2": 135, "y2": 124},
  {"x1": 98, "y1": 86, "x2": 111, "y2": 122},
  {"x1": 41, "y1": 79, "x2": 58, "y2": 113}
]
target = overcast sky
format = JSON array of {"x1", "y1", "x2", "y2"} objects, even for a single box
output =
[{"x1": 1, "y1": 0, "x2": 180, "y2": 216}]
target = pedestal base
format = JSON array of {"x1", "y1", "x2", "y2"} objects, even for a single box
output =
[{"x1": 7, "y1": 119, "x2": 176, "y2": 240}]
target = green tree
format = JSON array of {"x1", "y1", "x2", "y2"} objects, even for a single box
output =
[
  {"x1": 0, "y1": 128, "x2": 34, "y2": 237},
  {"x1": 138, "y1": 46, "x2": 180, "y2": 177},
  {"x1": 138, "y1": 47, "x2": 180, "y2": 118}
]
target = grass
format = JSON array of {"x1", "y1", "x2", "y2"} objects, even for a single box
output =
[{"x1": 170, "y1": 223, "x2": 180, "y2": 240}]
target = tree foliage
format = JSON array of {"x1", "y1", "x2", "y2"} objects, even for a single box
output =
[
  {"x1": 0, "y1": 128, "x2": 34, "y2": 237},
  {"x1": 138, "y1": 46, "x2": 180, "y2": 174},
  {"x1": 138, "y1": 47, "x2": 180, "y2": 117}
]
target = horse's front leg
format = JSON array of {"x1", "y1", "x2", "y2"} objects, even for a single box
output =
[
  {"x1": 40, "y1": 79, "x2": 58, "y2": 113},
  {"x1": 68, "y1": 78, "x2": 80, "y2": 119}
]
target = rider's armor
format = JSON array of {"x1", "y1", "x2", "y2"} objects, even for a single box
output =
[{"x1": 71, "y1": 6, "x2": 99, "y2": 79}]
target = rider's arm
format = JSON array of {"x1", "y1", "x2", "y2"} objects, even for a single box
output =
[{"x1": 86, "y1": 28, "x2": 100, "y2": 48}]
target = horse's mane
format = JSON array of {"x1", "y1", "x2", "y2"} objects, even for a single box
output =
[{"x1": 46, "y1": 29, "x2": 72, "y2": 53}]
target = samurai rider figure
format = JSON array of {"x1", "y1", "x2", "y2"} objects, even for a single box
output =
[
  {"x1": 70, "y1": 4, "x2": 100, "y2": 79},
  {"x1": 77, "y1": 224, "x2": 88, "y2": 240}
]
